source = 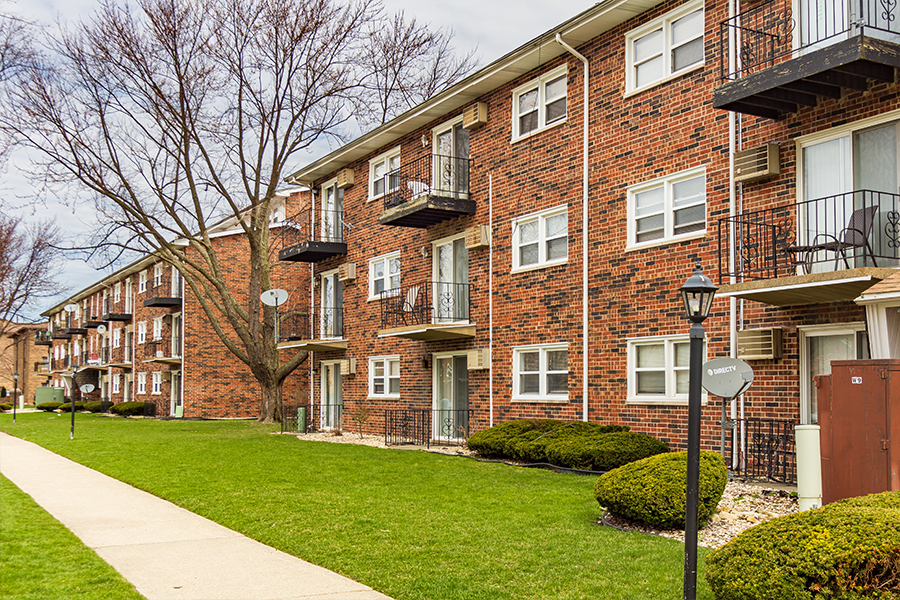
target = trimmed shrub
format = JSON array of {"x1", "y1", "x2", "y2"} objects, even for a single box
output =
[
  {"x1": 509, "y1": 421, "x2": 631, "y2": 463},
  {"x1": 546, "y1": 431, "x2": 669, "y2": 471},
  {"x1": 84, "y1": 401, "x2": 108, "y2": 413},
  {"x1": 0, "y1": 386, "x2": 6, "y2": 397},
  {"x1": 706, "y1": 490, "x2": 900, "y2": 600},
  {"x1": 594, "y1": 451, "x2": 727, "y2": 529},
  {"x1": 37, "y1": 402, "x2": 63, "y2": 412},
  {"x1": 467, "y1": 419, "x2": 559, "y2": 456},
  {"x1": 109, "y1": 401, "x2": 151, "y2": 417},
  {"x1": 58, "y1": 401, "x2": 87, "y2": 413},
  {"x1": 0, "y1": 402, "x2": 12, "y2": 411}
]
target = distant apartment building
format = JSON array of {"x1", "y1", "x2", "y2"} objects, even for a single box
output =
[{"x1": 0, "y1": 321, "x2": 51, "y2": 406}]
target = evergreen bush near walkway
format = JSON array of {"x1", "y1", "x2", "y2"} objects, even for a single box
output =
[{"x1": 0, "y1": 413, "x2": 718, "y2": 600}]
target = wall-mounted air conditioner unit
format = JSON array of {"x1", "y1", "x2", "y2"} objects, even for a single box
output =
[
  {"x1": 737, "y1": 328, "x2": 783, "y2": 361},
  {"x1": 338, "y1": 262, "x2": 357, "y2": 282},
  {"x1": 162, "y1": 314, "x2": 172, "y2": 325},
  {"x1": 735, "y1": 143, "x2": 780, "y2": 184},
  {"x1": 340, "y1": 358, "x2": 357, "y2": 376},
  {"x1": 155, "y1": 350, "x2": 164, "y2": 358},
  {"x1": 462, "y1": 102, "x2": 487, "y2": 130},
  {"x1": 336, "y1": 168, "x2": 354, "y2": 189},
  {"x1": 467, "y1": 348, "x2": 490, "y2": 371},
  {"x1": 465, "y1": 225, "x2": 490, "y2": 251}
]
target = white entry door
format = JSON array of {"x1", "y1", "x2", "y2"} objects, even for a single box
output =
[
  {"x1": 321, "y1": 361, "x2": 342, "y2": 430},
  {"x1": 433, "y1": 354, "x2": 469, "y2": 441},
  {"x1": 433, "y1": 237, "x2": 469, "y2": 323}
]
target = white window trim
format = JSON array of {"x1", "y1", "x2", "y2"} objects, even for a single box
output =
[
  {"x1": 368, "y1": 250, "x2": 401, "y2": 301},
  {"x1": 368, "y1": 355, "x2": 400, "y2": 399},
  {"x1": 626, "y1": 165, "x2": 707, "y2": 251},
  {"x1": 511, "y1": 204, "x2": 569, "y2": 273},
  {"x1": 626, "y1": 334, "x2": 707, "y2": 406},
  {"x1": 138, "y1": 321, "x2": 147, "y2": 344},
  {"x1": 151, "y1": 371, "x2": 162, "y2": 395},
  {"x1": 138, "y1": 271, "x2": 147, "y2": 293},
  {"x1": 112, "y1": 328, "x2": 121, "y2": 348},
  {"x1": 512, "y1": 343, "x2": 569, "y2": 403},
  {"x1": 368, "y1": 146, "x2": 401, "y2": 202},
  {"x1": 114, "y1": 282, "x2": 121, "y2": 303},
  {"x1": 137, "y1": 372, "x2": 146, "y2": 395},
  {"x1": 153, "y1": 263, "x2": 164, "y2": 288},
  {"x1": 153, "y1": 317, "x2": 163, "y2": 341},
  {"x1": 511, "y1": 64, "x2": 568, "y2": 142},
  {"x1": 798, "y1": 322, "x2": 866, "y2": 425},
  {"x1": 112, "y1": 374, "x2": 120, "y2": 394},
  {"x1": 624, "y1": 0, "x2": 705, "y2": 97}
]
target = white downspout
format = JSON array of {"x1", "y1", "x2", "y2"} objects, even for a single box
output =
[
  {"x1": 556, "y1": 33, "x2": 590, "y2": 421},
  {"x1": 489, "y1": 174, "x2": 494, "y2": 427}
]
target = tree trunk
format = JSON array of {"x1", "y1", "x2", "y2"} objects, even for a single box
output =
[{"x1": 258, "y1": 378, "x2": 282, "y2": 424}]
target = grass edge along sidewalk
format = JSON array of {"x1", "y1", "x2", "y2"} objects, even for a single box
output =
[{"x1": 0, "y1": 413, "x2": 717, "y2": 600}]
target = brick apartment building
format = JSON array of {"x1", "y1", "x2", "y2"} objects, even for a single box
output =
[
  {"x1": 0, "y1": 322, "x2": 51, "y2": 407},
  {"x1": 272, "y1": 0, "x2": 900, "y2": 465},
  {"x1": 41, "y1": 192, "x2": 310, "y2": 417}
]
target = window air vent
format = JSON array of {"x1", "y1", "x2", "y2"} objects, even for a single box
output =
[
  {"x1": 338, "y1": 262, "x2": 357, "y2": 282},
  {"x1": 465, "y1": 225, "x2": 490, "y2": 250},
  {"x1": 340, "y1": 358, "x2": 357, "y2": 376},
  {"x1": 462, "y1": 102, "x2": 487, "y2": 130},
  {"x1": 734, "y1": 144, "x2": 780, "y2": 184},
  {"x1": 467, "y1": 348, "x2": 490, "y2": 370},
  {"x1": 737, "y1": 328, "x2": 783, "y2": 361},
  {"x1": 336, "y1": 168, "x2": 354, "y2": 189}
]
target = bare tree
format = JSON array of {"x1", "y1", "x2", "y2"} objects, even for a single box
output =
[{"x1": 2, "y1": 0, "x2": 473, "y2": 422}]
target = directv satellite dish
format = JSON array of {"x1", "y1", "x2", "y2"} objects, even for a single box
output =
[
  {"x1": 260, "y1": 289, "x2": 289, "y2": 307},
  {"x1": 96, "y1": 324, "x2": 107, "y2": 334},
  {"x1": 79, "y1": 384, "x2": 95, "y2": 394}
]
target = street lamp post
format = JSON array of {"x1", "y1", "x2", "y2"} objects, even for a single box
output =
[
  {"x1": 678, "y1": 262, "x2": 717, "y2": 600},
  {"x1": 64, "y1": 303, "x2": 79, "y2": 440},
  {"x1": 12, "y1": 372, "x2": 19, "y2": 423}
]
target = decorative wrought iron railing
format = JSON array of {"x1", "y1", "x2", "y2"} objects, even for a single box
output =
[
  {"x1": 726, "y1": 418, "x2": 797, "y2": 484},
  {"x1": 379, "y1": 281, "x2": 471, "y2": 329},
  {"x1": 280, "y1": 307, "x2": 343, "y2": 340},
  {"x1": 381, "y1": 153, "x2": 472, "y2": 211},
  {"x1": 34, "y1": 331, "x2": 52, "y2": 344},
  {"x1": 146, "y1": 281, "x2": 181, "y2": 299},
  {"x1": 719, "y1": 0, "x2": 900, "y2": 81},
  {"x1": 51, "y1": 357, "x2": 70, "y2": 371},
  {"x1": 281, "y1": 403, "x2": 344, "y2": 433},
  {"x1": 279, "y1": 208, "x2": 345, "y2": 250},
  {"x1": 99, "y1": 347, "x2": 109, "y2": 364},
  {"x1": 383, "y1": 408, "x2": 472, "y2": 448},
  {"x1": 145, "y1": 339, "x2": 179, "y2": 359},
  {"x1": 717, "y1": 189, "x2": 900, "y2": 282}
]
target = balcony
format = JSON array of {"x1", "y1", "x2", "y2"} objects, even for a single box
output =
[
  {"x1": 714, "y1": 0, "x2": 900, "y2": 119},
  {"x1": 106, "y1": 346, "x2": 132, "y2": 369},
  {"x1": 278, "y1": 208, "x2": 347, "y2": 263},
  {"x1": 378, "y1": 281, "x2": 475, "y2": 340},
  {"x1": 34, "y1": 331, "x2": 52, "y2": 346},
  {"x1": 50, "y1": 325, "x2": 71, "y2": 340},
  {"x1": 83, "y1": 319, "x2": 105, "y2": 328},
  {"x1": 51, "y1": 357, "x2": 70, "y2": 371},
  {"x1": 716, "y1": 189, "x2": 899, "y2": 305},
  {"x1": 64, "y1": 326, "x2": 88, "y2": 335},
  {"x1": 101, "y1": 302, "x2": 132, "y2": 322},
  {"x1": 143, "y1": 339, "x2": 182, "y2": 365},
  {"x1": 277, "y1": 308, "x2": 347, "y2": 352},
  {"x1": 378, "y1": 154, "x2": 476, "y2": 228},
  {"x1": 143, "y1": 281, "x2": 182, "y2": 308}
]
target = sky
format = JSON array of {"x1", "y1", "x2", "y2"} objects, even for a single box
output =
[{"x1": 4, "y1": 0, "x2": 597, "y2": 320}]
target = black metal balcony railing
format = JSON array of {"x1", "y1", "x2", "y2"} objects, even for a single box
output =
[
  {"x1": 379, "y1": 281, "x2": 470, "y2": 329},
  {"x1": 146, "y1": 339, "x2": 180, "y2": 359},
  {"x1": 726, "y1": 418, "x2": 797, "y2": 484},
  {"x1": 384, "y1": 408, "x2": 472, "y2": 448},
  {"x1": 146, "y1": 281, "x2": 181, "y2": 299},
  {"x1": 381, "y1": 153, "x2": 471, "y2": 212},
  {"x1": 280, "y1": 208, "x2": 344, "y2": 248},
  {"x1": 51, "y1": 357, "x2": 70, "y2": 371},
  {"x1": 719, "y1": 0, "x2": 900, "y2": 82},
  {"x1": 280, "y1": 308, "x2": 344, "y2": 340},
  {"x1": 34, "y1": 331, "x2": 52, "y2": 345},
  {"x1": 99, "y1": 347, "x2": 109, "y2": 364},
  {"x1": 717, "y1": 190, "x2": 900, "y2": 282}
]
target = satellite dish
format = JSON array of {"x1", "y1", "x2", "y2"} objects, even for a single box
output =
[
  {"x1": 260, "y1": 289, "x2": 289, "y2": 307},
  {"x1": 96, "y1": 324, "x2": 107, "y2": 334},
  {"x1": 64, "y1": 303, "x2": 79, "y2": 313},
  {"x1": 702, "y1": 358, "x2": 754, "y2": 399},
  {"x1": 79, "y1": 384, "x2": 95, "y2": 394}
]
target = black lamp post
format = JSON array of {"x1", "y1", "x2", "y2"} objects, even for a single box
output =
[
  {"x1": 678, "y1": 262, "x2": 717, "y2": 600},
  {"x1": 12, "y1": 371, "x2": 18, "y2": 424}
]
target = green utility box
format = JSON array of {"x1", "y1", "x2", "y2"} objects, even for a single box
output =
[
  {"x1": 35, "y1": 387, "x2": 65, "y2": 406},
  {"x1": 297, "y1": 407, "x2": 307, "y2": 433}
]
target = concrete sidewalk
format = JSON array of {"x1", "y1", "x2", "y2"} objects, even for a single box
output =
[{"x1": 0, "y1": 432, "x2": 393, "y2": 600}]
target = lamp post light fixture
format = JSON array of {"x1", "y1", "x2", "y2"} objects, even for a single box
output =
[
  {"x1": 678, "y1": 262, "x2": 717, "y2": 600},
  {"x1": 12, "y1": 371, "x2": 19, "y2": 423},
  {"x1": 63, "y1": 303, "x2": 79, "y2": 440}
]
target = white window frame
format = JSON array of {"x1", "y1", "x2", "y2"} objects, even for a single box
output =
[
  {"x1": 112, "y1": 374, "x2": 120, "y2": 394},
  {"x1": 626, "y1": 165, "x2": 707, "y2": 250},
  {"x1": 627, "y1": 334, "x2": 707, "y2": 405},
  {"x1": 368, "y1": 355, "x2": 400, "y2": 399},
  {"x1": 368, "y1": 146, "x2": 401, "y2": 201},
  {"x1": 137, "y1": 372, "x2": 146, "y2": 395},
  {"x1": 138, "y1": 321, "x2": 147, "y2": 344},
  {"x1": 368, "y1": 251, "x2": 401, "y2": 300},
  {"x1": 112, "y1": 327, "x2": 121, "y2": 348},
  {"x1": 151, "y1": 371, "x2": 162, "y2": 395},
  {"x1": 798, "y1": 322, "x2": 867, "y2": 424},
  {"x1": 153, "y1": 317, "x2": 163, "y2": 341},
  {"x1": 153, "y1": 263, "x2": 164, "y2": 288},
  {"x1": 625, "y1": 0, "x2": 705, "y2": 95},
  {"x1": 512, "y1": 343, "x2": 569, "y2": 403},
  {"x1": 114, "y1": 282, "x2": 121, "y2": 303},
  {"x1": 138, "y1": 270, "x2": 147, "y2": 293},
  {"x1": 511, "y1": 65, "x2": 568, "y2": 142},
  {"x1": 511, "y1": 205, "x2": 568, "y2": 272}
]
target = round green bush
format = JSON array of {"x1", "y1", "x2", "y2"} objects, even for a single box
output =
[
  {"x1": 706, "y1": 490, "x2": 900, "y2": 600},
  {"x1": 0, "y1": 402, "x2": 12, "y2": 411},
  {"x1": 109, "y1": 401, "x2": 151, "y2": 417},
  {"x1": 36, "y1": 401, "x2": 63, "y2": 412},
  {"x1": 84, "y1": 401, "x2": 108, "y2": 413},
  {"x1": 58, "y1": 401, "x2": 87, "y2": 413},
  {"x1": 594, "y1": 450, "x2": 727, "y2": 529},
  {"x1": 467, "y1": 419, "x2": 559, "y2": 456},
  {"x1": 545, "y1": 431, "x2": 669, "y2": 471}
]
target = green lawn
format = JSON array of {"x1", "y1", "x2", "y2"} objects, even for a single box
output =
[
  {"x1": 0, "y1": 473, "x2": 144, "y2": 600},
  {"x1": 1, "y1": 412, "x2": 714, "y2": 600}
]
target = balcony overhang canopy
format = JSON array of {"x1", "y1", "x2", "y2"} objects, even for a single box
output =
[
  {"x1": 716, "y1": 267, "x2": 897, "y2": 306},
  {"x1": 277, "y1": 339, "x2": 348, "y2": 352},
  {"x1": 377, "y1": 323, "x2": 476, "y2": 341}
]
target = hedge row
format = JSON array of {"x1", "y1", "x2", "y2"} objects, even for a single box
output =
[
  {"x1": 34, "y1": 400, "x2": 151, "y2": 416},
  {"x1": 706, "y1": 490, "x2": 900, "y2": 600},
  {"x1": 109, "y1": 401, "x2": 152, "y2": 417}
]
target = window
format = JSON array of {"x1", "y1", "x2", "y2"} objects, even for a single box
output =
[
  {"x1": 152, "y1": 372, "x2": 162, "y2": 395},
  {"x1": 627, "y1": 335, "x2": 705, "y2": 404},
  {"x1": 512, "y1": 206, "x2": 568, "y2": 271},
  {"x1": 512, "y1": 344, "x2": 568, "y2": 402},
  {"x1": 137, "y1": 372, "x2": 146, "y2": 394},
  {"x1": 512, "y1": 65, "x2": 567, "y2": 140},
  {"x1": 112, "y1": 374, "x2": 120, "y2": 394},
  {"x1": 369, "y1": 251, "x2": 401, "y2": 299},
  {"x1": 626, "y1": 1, "x2": 704, "y2": 93},
  {"x1": 112, "y1": 328, "x2": 120, "y2": 348},
  {"x1": 368, "y1": 147, "x2": 401, "y2": 200},
  {"x1": 114, "y1": 282, "x2": 121, "y2": 303},
  {"x1": 627, "y1": 166, "x2": 706, "y2": 249},
  {"x1": 153, "y1": 263, "x2": 164, "y2": 288},
  {"x1": 138, "y1": 270, "x2": 147, "y2": 293},
  {"x1": 153, "y1": 317, "x2": 163, "y2": 341},
  {"x1": 138, "y1": 321, "x2": 147, "y2": 344},
  {"x1": 320, "y1": 180, "x2": 344, "y2": 243},
  {"x1": 369, "y1": 356, "x2": 400, "y2": 398}
]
